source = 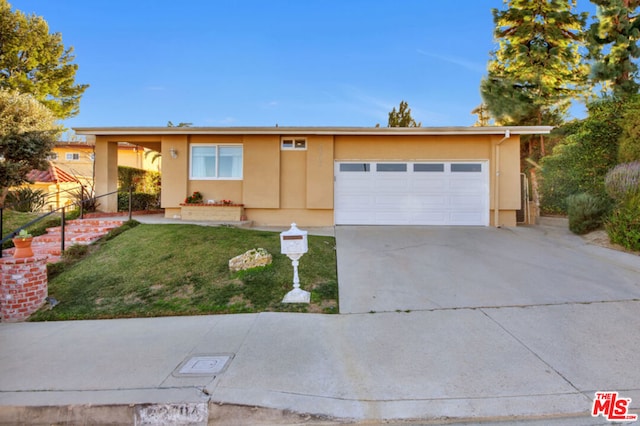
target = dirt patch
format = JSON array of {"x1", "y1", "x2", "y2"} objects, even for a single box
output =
[{"x1": 582, "y1": 229, "x2": 640, "y2": 256}]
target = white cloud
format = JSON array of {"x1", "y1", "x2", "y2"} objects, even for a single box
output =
[{"x1": 416, "y1": 49, "x2": 486, "y2": 74}]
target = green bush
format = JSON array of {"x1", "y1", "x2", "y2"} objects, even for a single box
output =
[
  {"x1": 118, "y1": 166, "x2": 161, "y2": 193},
  {"x1": 566, "y1": 193, "x2": 610, "y2": 235},
  {"x1": 540, "y1": 98, "x2": 624, "y2": 214},
  {"x1": 6, "y1": 187, "x2": 48, "y2": 212},
  {"x1": 605, "y1": 194, "x2": 640, "y2": 251},
  {"x1": 618, "y1": 95, "x2": 640, "y2": 163},
  {"x1": 605, "y1": 162, "x2": 640, "y2": 202},
  {"x1": 117, "y1": 192, "x2": 160, "y2": 211}
]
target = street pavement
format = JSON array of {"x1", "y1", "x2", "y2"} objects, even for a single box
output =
[{"x1": 0, "y1": 217, "x2": 639, "y2": 425}]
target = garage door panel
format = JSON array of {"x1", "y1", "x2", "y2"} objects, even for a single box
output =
[
  {"x1": 450, "y1": 194, "x2": 485, "y2": 207},
  {"x1": 374, "y1": 195, "x2": 411, "y2": 207},
  {"x1": 411, "y1": 178, "x2": 447, "y2": 191},
  {"x1": 376, "y1": 179, "x2": 411, "y2": 191},
  {"x1": 335, "y1": 161, "x2": 488, "y2": 226},
  {"x1": 336, "y1": 195, "x2": 374, "y2": 208}
]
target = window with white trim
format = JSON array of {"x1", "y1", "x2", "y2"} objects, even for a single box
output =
[
  {"x1": 66, "y1": 153, "x2": 80, "y2": 160},
  {"x1": 190, "y1": 144, "x2": 243, "y2": 179},
  {"x1": 281, "y1": 138, "x2": 306, "y2": 150}
]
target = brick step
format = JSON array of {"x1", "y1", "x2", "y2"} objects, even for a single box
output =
[
  {"x1": 67, "y1": 219, "x2": 125, "y2": 227},
  {"x1": 45, "y1": 226, "x2": 119, "y2": 235},
  {"x1": 2, "y1": 218, "x2": 124, "y2": 263}
]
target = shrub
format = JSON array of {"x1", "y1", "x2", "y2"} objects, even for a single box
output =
[
  {"x1": 566, "y1": 193, "x2": 610, "y2": 235},
  {"x1": 618, "y1": 95, "x2": 640, "y2": 163},
  {"x1": 118, "y1": 166, "x2": 161, "y2": 193},
  {"x1": 540, "y1": 98, "x2": 623, "y2": 214},
  {"x1": 117, "y1": 192, "x2": 160, "y2": 211},
  {"x1": 605, "y1": 194, "x2": 640, "y2": 251},
  {"x1": 605, "y1": 162, "x2": 640, "y2": 202},
  {"x1": 6, "y1": 187, "x2": 48, "y2": 212},
  {"x1": 69, "y1": 184, "x2": 99, "y2": 213}
]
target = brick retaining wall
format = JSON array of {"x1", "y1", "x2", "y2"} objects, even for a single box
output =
[{"x1": 0, "y1": 256, "x2": 48, "y2": 322}]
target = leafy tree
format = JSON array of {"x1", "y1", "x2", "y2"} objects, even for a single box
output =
[
  {"x1": 0, "y1": 0, "x2": 88, "y2": 119},
  {"x1": 618, "y1": 94, "x2": 640, "y2": 162},
  {"x1": 587, "y1": 0, "x2": 640, "y2": 98},
  {"x1": 481, "y1": 0, "x2": 589, "y2": 156},
  {"x1": 471, "y1": 104, "x2": 492, "y2": 126},
  {"x1": 388, "y1": 101, "x2": 421, "y2": 127},
  {"x1": 539, "y1": 98, "x2": 624, "y2": 213},
  {"x1": 0, "y1": 89, "x2": 59, "y2": 205}
]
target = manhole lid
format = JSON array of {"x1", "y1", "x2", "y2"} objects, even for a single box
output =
[{"x1": 173, "y1": 354, "x2": 233, "y2": 377}]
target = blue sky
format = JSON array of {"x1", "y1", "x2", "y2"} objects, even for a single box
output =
[{"x1": 9, "y1": 1, "x2": 597, "y2": 131}]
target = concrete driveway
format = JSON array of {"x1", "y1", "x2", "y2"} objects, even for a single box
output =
[{"x1": 336, "y1": 224, "x2": 640, "y2": 314}]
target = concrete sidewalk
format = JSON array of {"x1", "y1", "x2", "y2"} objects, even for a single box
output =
[
  {"x1": 1, "y1": 219, "x2": 639, "y2": 424},
  {"x1": 1, "y1": 307, "x2": 638, "y2": 424}
]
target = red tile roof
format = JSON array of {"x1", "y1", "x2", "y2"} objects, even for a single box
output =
[{"x1": 26, "y1": 164, "x2": 79, "y2": 183}]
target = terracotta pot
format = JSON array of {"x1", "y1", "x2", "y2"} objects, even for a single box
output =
[{"x1": 12, "y1": 237, "x2": 34, "y2": 258}]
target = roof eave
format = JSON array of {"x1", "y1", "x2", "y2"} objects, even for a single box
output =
[{"x1": 73, "y1": 126, "x2": 553, "y2": 137}]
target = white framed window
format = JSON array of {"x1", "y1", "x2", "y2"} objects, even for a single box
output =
[
  {"x1": 66, "y1": 153, "x2": 80, "y2": 160},
  {"x1": 47, "y1": 153, "x2": 59, "y2": 161},
  {"x1": 190, "y1": 144, "x2": 243, "y2": 179},
  {"x1": 281, "y1": 138, "x2": 307, "y2": 150}
]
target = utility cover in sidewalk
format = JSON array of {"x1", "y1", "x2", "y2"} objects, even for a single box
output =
[{"x1": 173, "y1": 354, "x2": 233, "y2": 377}]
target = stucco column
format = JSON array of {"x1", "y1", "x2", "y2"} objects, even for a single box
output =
[
  {"x1": 94, "y1": 137, "x2": 119, "y2": 213},
  {"x1": 161, "y1": 135, "x2": 189, "y2": 215}
]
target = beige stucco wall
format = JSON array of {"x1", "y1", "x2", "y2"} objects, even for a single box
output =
[
  {"x1": 306, "y1": 136, "x2": 334, "y2": 209},
  {"x1": 94, "y1": 137, "x2": 119, "y2": 212},
  {"x1": 95, "y1": 131, "x2": 523, "y2": 227},
  {"x1": 243, "y1": 135, "x2": 280, "y2": 208}
]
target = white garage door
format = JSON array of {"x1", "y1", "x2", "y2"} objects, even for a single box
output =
[{"x1": 334, "y1": 161, "x2": 489, "y2": 226}]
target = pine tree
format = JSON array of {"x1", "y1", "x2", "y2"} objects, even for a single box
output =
[
  {"x1": 588, "y1": 0, "x2": 640, "y2": 98},
  {"x1": 481, "y1": 0, "x2": 589, "y2": 156},
  {"x1": 387, "y1": 101, "x2": 421, "y2": 127}
]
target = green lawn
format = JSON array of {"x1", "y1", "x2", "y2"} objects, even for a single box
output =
[
  {"x1": 2, "y1": 210, "x2": 41, "y2": 240},
  {"x1": 31, "y1": 223, "x2": 338, "y2": 321}
]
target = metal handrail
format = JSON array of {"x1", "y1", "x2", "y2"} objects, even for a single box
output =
[{"x1": 1, "y1": 187, "x2": 134, "y2": 258}]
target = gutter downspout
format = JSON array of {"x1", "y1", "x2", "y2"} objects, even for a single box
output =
[{"x1": 494, "y1": 129, "x2": 511, "y2": 228}]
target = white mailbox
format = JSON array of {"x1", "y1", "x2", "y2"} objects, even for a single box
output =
[
  {"x1": 280, "y1": 223, "x2": 308, "y2": 256},
  {"x1": 280, "y1": 223, "x2": 310, "y2": 304}
]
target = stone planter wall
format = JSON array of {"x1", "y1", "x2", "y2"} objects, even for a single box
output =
[
  {"x1": 180, "y1": 204, "x2": 245, "y2": 222},
  {"x1": 0, "y1": 256, "x2": 48, "y2": 322}
]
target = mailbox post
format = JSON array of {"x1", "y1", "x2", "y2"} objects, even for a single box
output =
[{"x1": 280, "y1": 223, "x2": 310, "y2": 303}]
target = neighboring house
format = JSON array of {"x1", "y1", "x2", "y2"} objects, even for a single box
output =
[
  {"x1": 74, "y1": 126, "x2": 552, "y2": 227},
  {"x1": 25, "y1": 165, "x2": 81, "y2": 211},
  {"x1": 116, "y1": 142, "x2": 161, "y2": 173},
  {"x1": 49, "y1": 142, "x2": 95, "y2": 182},
  {"x1": 14, "y1": 141, "x2": 160, "y2": 211}
]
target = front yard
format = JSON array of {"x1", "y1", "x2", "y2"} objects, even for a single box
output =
[{"x1": 31, "y1": 223, "x2": 338, "y2": 321}]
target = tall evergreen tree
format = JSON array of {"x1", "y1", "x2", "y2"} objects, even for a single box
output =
[
  {"x1": 0, "y1": 0, "x2": 88, "y2": 119},
  {"x1": 481, "y1": 0, "x2": 588, "y2": 156},
  {"x1": 588, "y1": 0, "x2": 640, "y2": 98},
  {"x1": 388, "y1": 101, "x2": 421, "y2": 127}
]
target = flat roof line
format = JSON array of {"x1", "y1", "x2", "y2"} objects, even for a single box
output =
[{"x1": 73, "y1": 126, "x2": 553, "y2": 136}]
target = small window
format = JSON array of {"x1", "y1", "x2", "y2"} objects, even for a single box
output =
[
  {"x1": 47, "y1": 153, "x2": 59, "y2": 161},
  {"x1": 340, "y1": 163, "x2": 370, "y2": 172},
  {"x1": 66, "y1": 153, "x2": 80, "y2": 161},
  {"x1": 414, "y1": 163, "x2": 444, "y2": 172},
  {"x1": 281, "y1": 138, "x2": 306, "y2": 150},
  {"x1": 377, "y1": 163, "x2": 407, "y2": 172},
  {"x1": 451, "y1": 163, "x2": 482, "y2": 172}
]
